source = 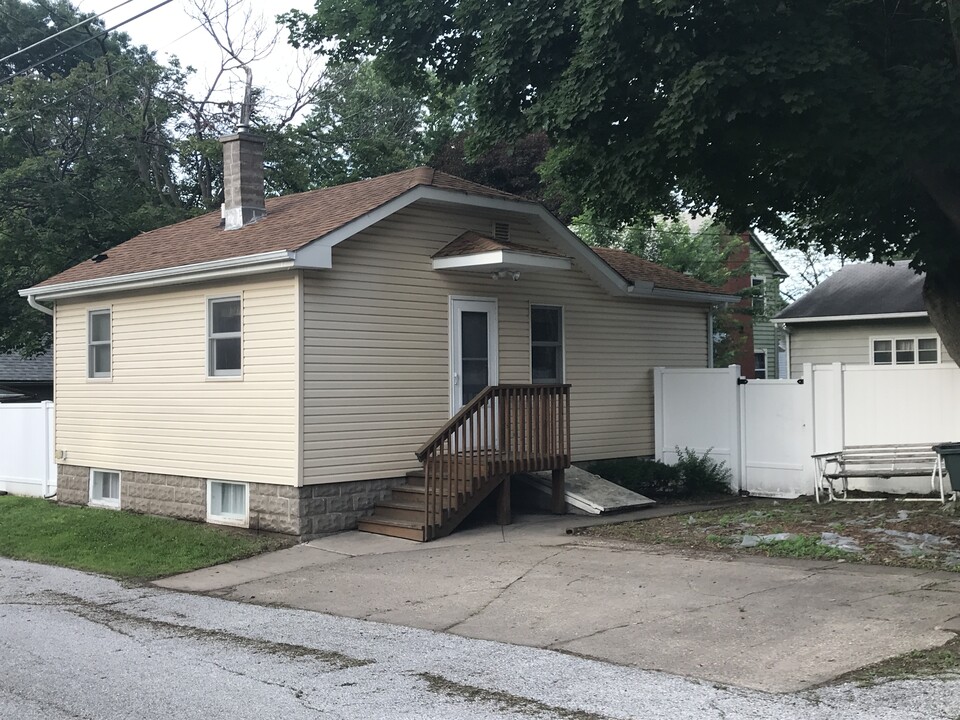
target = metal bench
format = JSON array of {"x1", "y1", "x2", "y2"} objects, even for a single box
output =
[{"x1": 813, "y1": 444, "x2": 949, "y2": 503}]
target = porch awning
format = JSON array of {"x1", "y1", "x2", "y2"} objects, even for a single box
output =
[{"x1": 431, "y1": 231, "x2": 572, "y2": 274}]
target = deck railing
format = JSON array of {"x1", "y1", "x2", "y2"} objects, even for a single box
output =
[{"x1": 415, "y1": 384, "x2": 571, "y2": 534}]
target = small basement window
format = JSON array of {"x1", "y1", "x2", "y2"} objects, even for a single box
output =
[
  {"x1": 88, "y1": 309, "x2": 111, "y2": 378},
  {"x1": 89, "y1": 469, "x2": 120, "y2": 508},
  {"x1": 207, "y1": 480, "x2": 248, "y2": 526},
  {"x1": 208, "y1": 297, "x2": 242, "y2": 377}
]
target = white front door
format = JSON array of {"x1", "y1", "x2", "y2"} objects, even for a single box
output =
[{"x1": 450, "y1": 298, "x2": 499, "y2": 415}]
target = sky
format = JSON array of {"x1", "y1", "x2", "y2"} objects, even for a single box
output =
[{"x1": 78, "y1": 0, "x2": 320, "y2": 118}]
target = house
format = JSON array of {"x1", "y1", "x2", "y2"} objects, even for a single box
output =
[
  {"x1": 721, "y1": 232, "x2": 788, "y2": 379},
  {"x1": 20, "y1": 129, "x2": 735, "y2": 540},
  {"x1": 774, "y1": 261, "x2": 952, "y2": 377},
  {"x1": 0, "y1": 349, "x2": 53, "y2": 402}
]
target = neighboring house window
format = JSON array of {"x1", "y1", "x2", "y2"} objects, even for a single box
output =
[
  {"x1": 207, "y1": 480, "x2": 248, "y2": 526},
  {"x1": 754, "y1": 350, "x2": 767, "y2": 379},
  {"x1": 751, "y1": 277, "x2": 765, "y2": 313},
  {"x1": 208, "y1": 297, "x2": 242, "y2": 376},
  {"x1": 88, "y1": 309, "x2": 111, "y2": 378},
  {"x1": 89, "y1": 469, "x2": 120, "y2": 508},
  {"x1": 531, "y1": 305, "x2": 563, "y2": 384},
  {"x1": 871, "y1": 337, "x2": 939, "y2": 366}
]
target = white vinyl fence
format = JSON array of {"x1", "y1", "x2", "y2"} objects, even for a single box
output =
[
  {"x1": 655, "y1": 363, "x2": 960, "y2": 498},
  {"x1": 0, "y1": 401, "x2": 56, "y2": 497}
]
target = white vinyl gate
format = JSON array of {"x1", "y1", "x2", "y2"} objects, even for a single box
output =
[
  {"x1": 655, "y1": 363, "x2": 960, "y2": 498},
  {"x1": 740, "y1": 379, "x2": 812, "y2": 497},
  {"x1": 655, "y1": 365, "x2": 813, "y2": 498}
]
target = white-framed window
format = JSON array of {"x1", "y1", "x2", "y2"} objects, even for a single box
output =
[
  {"x1": 531, "y1": 305, "x2": 564, "y2": 384},
  {"x1": 207, "y1": 296, "x2": 242, "y2": 377},
  {"x1": 88, "y1": 309, "x2": 111, "y2": 378},
  {"x1": 751, "y1": 276, "x2": 766, "y2": 313},
  {"x1": 89, "y1": 469, "x2": 120, "y2": 508},
  {"x1": 206, "y1": 480, "x2": 249, "y2": 526},
  {"x1": 754, "y1": 350, "x2": 767, "y2": 379},
  {"x1": 871, "y1": 336, "x2": 940, "y2": 366}
]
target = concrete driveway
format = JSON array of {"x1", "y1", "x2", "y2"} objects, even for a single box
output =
[{"x1": 156, "y1": 508, "x2": 960, "y2": 693}]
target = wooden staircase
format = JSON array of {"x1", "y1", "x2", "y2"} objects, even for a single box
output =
[{"x1": 358, "y1": 384, "x2": 572, "y2": 542}]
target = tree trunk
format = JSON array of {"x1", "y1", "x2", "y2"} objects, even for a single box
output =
[{"x1": 923, "y1": 260, "x2": 960, "y2": 366}]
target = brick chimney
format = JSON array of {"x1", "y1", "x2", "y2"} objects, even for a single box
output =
[{"x1": 220, "y1": 129, "x2": 266, "y2": 230}]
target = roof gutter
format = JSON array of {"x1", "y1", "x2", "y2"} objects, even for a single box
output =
[
  {"x1": 26, "y1": 295, "x2": 54, "y2": 316},
  {"x1": 644, "y1": 287, "x2": 740, "y2": 305},
  {"x1": 775, "y1": 311, "x2": 928, "y2": 324},
  {"x1": 18, "y1": 249, "x2": 322, "y2": 301}
]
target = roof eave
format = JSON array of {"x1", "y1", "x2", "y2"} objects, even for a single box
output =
[
  {"x1": 774, "y1": 310, "x2": 929, "y2": 324},
  {"x1": 19, "y1": 249, "x2": 328, "y2": 301},
  {"x1": 642, "y1": 287, "x2": 740, "y2": 305},
  {"x1": 432, "y1": 250, "x2": 572, "y2": 273}
]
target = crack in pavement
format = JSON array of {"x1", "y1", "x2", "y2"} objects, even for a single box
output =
[{"x1": 442, "y1": 548, "x2": 567, "y2": 633}]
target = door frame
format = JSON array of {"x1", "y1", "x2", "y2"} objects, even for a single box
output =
[{"x1": 449, "y1": 295, "x2": 499, "y2": 416}]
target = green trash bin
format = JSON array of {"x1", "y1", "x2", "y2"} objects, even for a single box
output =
[{"x1": 933, "y1": 443, "x2": 960, "y2": 493}]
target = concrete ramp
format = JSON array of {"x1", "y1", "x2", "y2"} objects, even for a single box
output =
[{"x1": 517, "y1": 465, "x2": 655, "y2": 515}]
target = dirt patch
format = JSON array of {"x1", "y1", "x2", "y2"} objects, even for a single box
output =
[
  {"x1": 576, "y1": 498, "x2": 960, "y2": 571},
  {"x1": 827, "y1": 635, "x2": 960, "y2": 686},
  {"x1": 417, "y1": 672, "x2": 613, "y2": 720}
]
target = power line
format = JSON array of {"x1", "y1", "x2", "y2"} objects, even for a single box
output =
[
  {"x1": 0, "y1": 0, "x2": 243, "y2": 127},
  {"x1": 0, "y1": 0, "x2": 139, "y2": 66},
  {"x1": 0, "y1": 0, "x2": 176, "y2": 85}
]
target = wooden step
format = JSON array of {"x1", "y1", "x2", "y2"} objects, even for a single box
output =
[
  {"x1": 357, "y1": 516, "x2": 425, "y2": 542},
  {"x1": 373, "y1": 501, "x2": 426, "y2": 523}
]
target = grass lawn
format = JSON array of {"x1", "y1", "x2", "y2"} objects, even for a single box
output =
[
  {"x1": 578, "y1": 498, "x2": 960, "y2": 572},
  {"x1": 0, "y1": 496, "x2": 293, "y2": 580}
]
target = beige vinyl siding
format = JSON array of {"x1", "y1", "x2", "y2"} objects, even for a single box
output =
[
  {"x1": 54, "y1": 273, "x2": 299, "y2": 485},
  {"x1": 302, "y1": 203, "x2": 708, "y2": 485},
  {"x1": 787, "y1": 318, "x2": 952, "y2": 378}
]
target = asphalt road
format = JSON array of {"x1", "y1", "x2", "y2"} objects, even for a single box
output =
[{"x1": 2, "y1": 558, "x2": 960, "y2": 720}]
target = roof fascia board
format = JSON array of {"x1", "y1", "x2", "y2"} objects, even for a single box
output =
[
  {"x1": 309, "y1": 185, "x2": 632, "y2": 295},
  {"x1": 648, "y1": 287, "x2": 741, "y2": 305},
  {"x1": 776, "y1": 311, "x2": 929, "y2": 324},
  {"x1": 21, "y1": 251, "x2": 301, "y2": 300},
  {"x1": 746, "y1": 231, "x2": 788, "y2": 277},
  {"x1": 432, "y1": 250, "x2": 572, "y2": 272}
]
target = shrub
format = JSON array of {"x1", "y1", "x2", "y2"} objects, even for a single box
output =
[
  {"x1": 673, "y1": 447, "x2": 733, "y2": 496},
  {"x1": 583, "y1": 447, "x2": 733, "y2": 500}
]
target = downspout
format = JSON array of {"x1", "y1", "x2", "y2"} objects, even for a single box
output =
[
  {"x1": 26, "y1": 295, "x2": 56, "y2": 499},
  {"x1": 27, "y1": 295, "x2": 54, "y2": 316},
  {"x1": 707, "y1": 306, "x2": 715, "y2": 368}
]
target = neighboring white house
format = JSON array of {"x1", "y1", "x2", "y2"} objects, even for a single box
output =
[{"x1": 774, "y1": 261, "x2": 953, "y2": 378}]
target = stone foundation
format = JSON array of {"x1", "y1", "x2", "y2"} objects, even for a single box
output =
[{"x1": 56, "y1": 464, "x2": 405, "y2": 538}]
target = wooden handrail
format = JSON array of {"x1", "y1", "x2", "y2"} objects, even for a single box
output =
[{"x1": 417, "y1": 384, "x2": 571, "y2": 538}]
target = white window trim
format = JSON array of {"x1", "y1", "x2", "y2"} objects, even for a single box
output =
[
  {"x1": 870, "y1": 335, "x2": 940, "y2": 366},
  {"x1": 750, "y1": 276, "x2": 766, "y2": 313},
  {"x1": 206, "y1": 479, "x2": 250, "y2": 527},
  {"x1": 87, "y1": 308, "x2": 112, "y2": 380},
  {"x1": 88, "y1": 468, "x2": 121, "y2": 509},
  {"x1": 206, "y1": 294, "x2": 243, "y2": 380},
  {"x1": 530, "y1": 304, "x2": 566, "y2": 384},
  {"x1": 754, "y1": 349, "x2": 768, "y2": 379}
]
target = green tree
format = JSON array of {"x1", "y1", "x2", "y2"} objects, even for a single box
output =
[
  {"x1": 284, "y1": 0, "x2": 960, "y2": 362},
  {"x1": 0, "y1": 2, "x2": 188, "y2": 354}
]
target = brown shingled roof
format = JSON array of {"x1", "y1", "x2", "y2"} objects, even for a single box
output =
[
  {"x1": 34, "y1": 168, "x2": 522, "y2": 289},
  {"x1": 592, "y1": 247, "x2": 722, "y2": 294},
  {"x1": 432, "y1": 231, "x2": 567, "y2": 259}
]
